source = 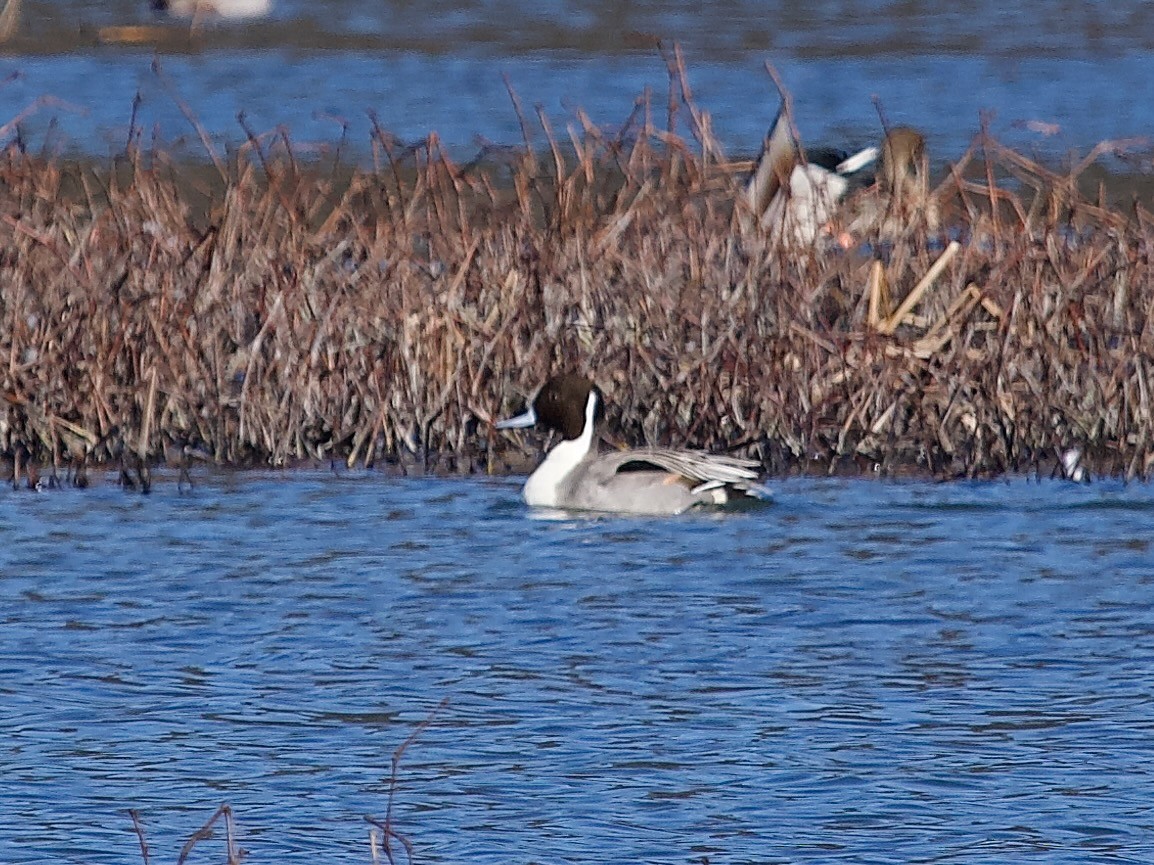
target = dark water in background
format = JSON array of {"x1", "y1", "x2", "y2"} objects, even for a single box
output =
[
  {"x1": 2, "y1": 472, "x2": 1154, "y2": 864},
  {"x1": 2, "y1": 0, "x2": 1154, "y2": 166}
]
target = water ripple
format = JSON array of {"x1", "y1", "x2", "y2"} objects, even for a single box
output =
[{"x1": 1, "y1": 474, "x2": 1154, "y2": 863}]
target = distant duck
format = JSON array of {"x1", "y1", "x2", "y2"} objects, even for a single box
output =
[
  {"x1": 879, "y1": 126, "x2": 938, "y2": 232},
  {"x1": 745, "y1": 105, "x2": 878, "y2": 248},
  {"x1": 152, "y1": 0, "x2": 272, "y2": 20},
  {"x1": 880, "y1": 127, "x2": 926, "y2": 203},
  {"x1": 847, "y1": 125, "x2": 939, "y2": 239},
  {"x1": 1059, "y1": 447, "x2": 1088, "y2": 483}
]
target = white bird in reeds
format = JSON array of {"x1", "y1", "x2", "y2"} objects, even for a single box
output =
[
  {"x1": 1059, "y1": 447, "x2": 1088, "y2": 483},
  {"x1": 151, "y1": 0, "x2": 272, "y2": 20},
  {"x1": 744, "y1": 105, "x2": 879, "y2": 248}
]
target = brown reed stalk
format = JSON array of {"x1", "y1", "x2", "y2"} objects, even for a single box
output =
[
  {"x1": 178, "y1": 804, "x2": 243, "y2": 865},
  {"x1": 660, "y1": 42, "x2": 725, "y2": 166}
]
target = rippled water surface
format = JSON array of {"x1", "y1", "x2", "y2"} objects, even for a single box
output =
[
  {"x1": 2, "y1": 1, "x2": 1154, "y2": 163},
  {"x1": 2, "y1": 473, "x2": 1154, "y2": 863}
]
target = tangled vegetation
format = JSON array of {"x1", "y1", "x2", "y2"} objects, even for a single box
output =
[{"x1": 2, "y1": 60, "x2": 1153, "y2": 487}]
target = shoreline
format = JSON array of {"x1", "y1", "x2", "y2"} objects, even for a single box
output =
[{"x1": 3, "y1": 446, "x2": 1119, "y2": 492}]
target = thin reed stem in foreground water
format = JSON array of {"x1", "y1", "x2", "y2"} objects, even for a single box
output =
[
  {"x1": 127, "y1": 804, "x2": 244, "y2": 865},
  {"x1": 127, "y1": 809, "x2": 152, "y2": 865},
  {"x1": 366, "y1": 697, "x2": 449, "y2": 865},
  {"x1": 123, "y1": 703, "x2": 449, "y2": 865}
]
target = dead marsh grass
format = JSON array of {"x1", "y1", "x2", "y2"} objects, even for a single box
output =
[{"x1": 2, "y1": 71, "x2": 1154, "y2": 487}]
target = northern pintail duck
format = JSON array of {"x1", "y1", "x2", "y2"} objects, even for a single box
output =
[
  {"x1": 496, "y1": 375, "x2": 767, "y2": 515},
  {"x1": 745, "y1": 104, "x2": 878, "y2": 247}
]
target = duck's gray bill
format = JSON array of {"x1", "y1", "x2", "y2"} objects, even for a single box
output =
[{"x1": 495, "y1": 407, "x2": 537, "y2": 430}]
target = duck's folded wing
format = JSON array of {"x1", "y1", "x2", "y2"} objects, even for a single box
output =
[{"x1": 601, "y1": 448, "x2": 760, "y2": 485}]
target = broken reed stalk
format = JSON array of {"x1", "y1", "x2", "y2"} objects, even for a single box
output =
[
  {"x1": 865, "y1": 259, "x2": 888, "y2": 329},
  {"x1": 0, "y1": 84, "x2": 1153, "y2": 484},
  {"x1": 177, "y1": 804, "x2": 243, "y2": 865},
  {"x1": 661, "y1": 41, "x2": 725, "y2": 166},
  {"x1": 877, "y1": 240, "x2": 961, "y2": 335},
  {"x1": 0, "y1": 0, "x2": 20, "y2": 43},
  {"x1": 151, "y1": 58, "x2": 228, "y2": 184},
  {"x1": 137, "y1": 366, "x2": 158, "y2": 460},
  {"x1": 366, "y1": 697, "x2": 449, "y2": 865}
]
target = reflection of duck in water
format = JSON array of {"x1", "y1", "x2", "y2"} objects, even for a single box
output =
[
  {"x1": 745, "y1": 105, "x2": 879, "y2": 248},
  {"x1": 151, "y1": 0, "x2": 273, "y2": 20}
]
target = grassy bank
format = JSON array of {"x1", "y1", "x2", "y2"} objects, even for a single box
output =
[{"x1": 2, "y1": 80, "x2": 1153, "y2": 487}]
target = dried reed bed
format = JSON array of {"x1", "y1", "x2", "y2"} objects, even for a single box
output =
[{"x1": 1, "y1": 84, "x2": 1153, "y2": 485}]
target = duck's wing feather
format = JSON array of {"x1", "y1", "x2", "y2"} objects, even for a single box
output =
[{"x1": 598, "y1": 448, "x2": 760, "y2": 485}]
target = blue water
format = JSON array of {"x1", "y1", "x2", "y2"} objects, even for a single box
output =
[
  {"x1": 2, "y1": 472, "x2": 1153, "y2": 864},
  {"x1": 2, "y1": 1, "x2": 1153, "y2": 161}
]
